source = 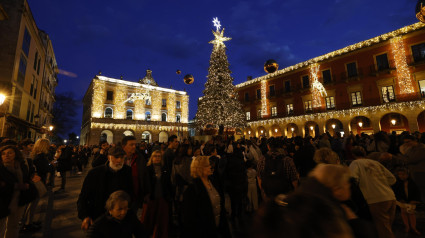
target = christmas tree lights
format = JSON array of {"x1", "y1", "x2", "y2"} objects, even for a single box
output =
[
  {"x1": 92, "y1": 79, "x2": 106, "y2": 118},
  {"x1": 168, "y1": 93, "x2": 176, "y2": 122},
  {"x1": 261, "y1": 80, "x2": 268, "y2": 116},
  {"x1": 113, "y1": 85, "x2": 127, "y2": 119},
  {"x1": 391, "y1": 36, "x2": 415, "y2": 95},
  {"x1": 310, "y1": 63, "x2": 327, "y2": 108}
]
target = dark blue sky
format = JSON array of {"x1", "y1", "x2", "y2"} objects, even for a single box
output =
[{"x1": 29, "y1": 0, "x2": 417, "y2": 136}]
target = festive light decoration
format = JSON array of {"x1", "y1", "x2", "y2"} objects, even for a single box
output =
[
  {"x1": 113, "y1": 85, "x2": 127, "y2": 119},
  {"x1": 151, "y1": 90, "x2": 161, "y2": 121},
  {"x1": 358, "y1": 122, "x2": 363, "y2": 127},
  {"x1": 134, "y1": 87, "x2": 146, "y2": 120},
  {"x1": 212, "y1": 17, "x2": 221, "y2": 31},
  {"x1": 181, "y1": 96, "x2": 189, "y2": 123},
  {"x1": 92, "y1": 80, "x2": 106, "y2": 118},
  {"x1": 247, "y1": 99, "x2": 425, "y2": 127},
  {"x1": 196, "y1": 18, "x2": 246, "y2": 130},
  {"x1": 391, "y1": 119, "x2": 397, "y2": 125},
  {"x1": 309, "y1": 63, "x2": 327, "y2": 108},
  {"x1": 261, "y1": 80, "x2": 268, "y2": 117},
  {"x1": 237, "y1": 22, "x2": 425, "y2": 88},
  {"x1": 417, "y1": 0, "x2": 425, "y2": 23},
  {"x1": 168, "y1": 93, "x2": 176, "y2": 122},
  {"x1": 91, "y1": 122, "x2": 188, "y2": 132},
  {"x1": 390, "y1": 36, "x2": 415, "y2": 95}
]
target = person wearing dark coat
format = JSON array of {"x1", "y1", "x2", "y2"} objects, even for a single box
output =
[
  {"x1": 55, "y1": 145, "x2": 73, "y2": 192},
  {"x1": 87, "y1": 190, "x2": 146, "y2": 238},
  {"x1": 0, "y1": 145, "x2": 37, "y2": 238},
  {"x1": 91, "y1": 141, "x2": 109, "y2": 168},
  {"x1": 77, "y1": 146, "x2": 133, "y2": 232},
  {"x1": 293, "y1": 137, "x2": 316, "y2": 178},
  {"x1": 182, "y1": 156, "x2": 231, "y2": 238}
]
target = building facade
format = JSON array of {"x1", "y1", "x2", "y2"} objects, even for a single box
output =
[
  {"x1": 81, "y1": 70, "x2": 189, "y2": 145},
  {"x1": 0, "y1": 0, "x2": 57, "y2": 141},
  {"x1": 236, "y1": 22, "x2": 425, "y2": 138}
]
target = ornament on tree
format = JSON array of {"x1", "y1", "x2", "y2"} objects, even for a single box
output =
[
  {"x1": 183, "y1": 74, "x2": 194, "y2": 85},
  {"x1": 176, "y1": 70, "x2": 181, "y2": 75},
  {"x1": 264, "y1": 59, "x2": 279, "y2": 73}
]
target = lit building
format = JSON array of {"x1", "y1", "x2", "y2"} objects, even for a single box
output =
[
  {"x1": 81, "y1": 70, "x2": 189, "y2": 145},
  {"x1": 236, "y1": 22, "x2": 425, "y2": 138},
  {"x1": 0, "y1": 0, "x2": 58, "y2": 140}
]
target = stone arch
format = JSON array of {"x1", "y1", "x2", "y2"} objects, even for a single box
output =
[
  {"x1": 257, "y1": 126, "x2": 266, "y2": 137},
  {"x1": 245, "y1": 127, "x2": 254, "y2": 137},
  {"x1": 141, "y1": 130, "x2": 152, "y2": 143},
  {"x1": 304, "y1": 121, "x2": 319, "y2": 138},
  {"x1": 380, "y1": 112, "x2": 409, "y2": 133},
  {"x1": 270, "y1": 124, "x2": 282, "y2": 137},
  {"x1": 418, "y1": 111, "x2": 425, "y2": 133},
  {"x1": 325, "y1": 119, "x2": 344, "y2": 137},
  {"x1": 159, "y1": 131, "x2": 169, "y2": 143},
  {"x1": 100, "y1": 130, "x2": 113, "y2": 144},
  {"x1": 286, "y1": 123, "x2": 298, "y2": 138},
  {"x1": 350, "y1": 116, "x2": 372, "y2": 135}
]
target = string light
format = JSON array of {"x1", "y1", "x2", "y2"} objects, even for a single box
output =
[
  {"x1": 181, "y1": 96, "x2": 189, "y2": 123},
  {"x1": 91, "y1": 122, "x2": 188, "y2": 132},
  {"x1": 168, "y1": 93, "x2": 176, "y2": 122},
  {"x1": 151, "y1": 91, "x2": 161, "y2": 121},
  {"x1": 390, "y1": 36, "x2": 415, "y2": 95},
  {"x1": 92, "y1": 80, "x2": 106, "y2": 118},
  {"x1": 237, "y1": 22, "x2": 425, "y2": 88},
  {"x1": 134, "y1": 87, "x2": 146, "y2": 120},
  {"x1": 309, "y1": 63, "x2": 327, "y2": 108},
  {"x1": 113, "y1": 85, "x2": 127, "y2": 119},
  {"x1": 261, "y1": 80, "x2": 268, "y2": 116}
]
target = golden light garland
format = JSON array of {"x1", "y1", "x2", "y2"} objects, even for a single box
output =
[
  {"x1": 91, "y1": 122, "x2": 188, "y2": 132},
  {"x1": 151, "y1": 90, "x2": 162, "y2": 121},
  {"x1": 248, "y1": 99, "x2": 425, "y2": 127},
  {"x1": 237, "y1": 22, "x2": 425, "y2": 88},
  {"x1": 92, "y1": 79, "x2": 106, "y2": 118},
  {"x1": 181, "y1": 95, "x2": 189, "y2": 123},
  {"x1": 261, "y1": 80, "x2": 268, "y2": 117},
  {"x1": 390, "y1": 36, "x2": 415, "y2": 95},
  {"x1": 168, "y1": 92, "x2": 176, "y2": 122},
  {"x1": 134, "y1": 87, "x2": 145, "y2": 120},
  {"x1": 113, "y1": 85, "x2": 127, "y2": 119},
  {"x1": 309, "y1": 63, "x2": 327, "y2": 108}
]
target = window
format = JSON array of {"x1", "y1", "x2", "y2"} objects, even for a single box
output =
[
  {"x1": 269, "y1": 85, "x2": 275, "y2": 97},
  {"x1": 145, "y1": 111, "x2": 151, "y2": 121},
  {"x1": 325, "y1": 96, "x2": 335, "y2": 109},
  {"x1": 376, "y1": 53, "x2": 389, "y2": 70},
  {"x1": 162, "y1": 99, "x2": 167, "y2": 107},
  {"x1": 104, "y1": 107, "x2": 113, "y2": 118},
  {"x1": 302, "y1": 75, "x2": 310, "y2": 89},
  {"x1": 12, "y1": 89, "x2": 22, "y2": 116},
  {"x1": 245, "y1": 92, "x2": 250, "y2": 102},
  {"x1": 286, "y1": 104, "x2": 294, "y2": 115},
  {"x1": 382, "y1": 86, "x2": 395, "y2": 103},
  {"x1": 17, "y1": 54, "x2": 27, "y2": 86},
  {"x1": 33, "y1": 78, "x2": 37, "y2": 99},
  {"x1": 30, "y1": 104, "x2": 34, "y2": 123},
  {"x1": 304, "y1": 100, "x2": 312, "y2": 112},
  {"x1": 271, "y1": 106, "x2": 277, "y2": 116},
  {"x1": 22, "y1": 27, "x2": 31, "y2": 56},
  {"x1": 351, "y1": 92, "x2": 362, "y2": 106},
  {"x1": 256, "y1": 89, "x2": 261, "y2": 99},
  {"x1": 412, "y1": 43, "x2": 425, "y2": 63},
  {"x1": 106, "y1": 91, "x2": 113, "y2": 101},
  {"x1": 161, "y1": 112, "x2": 167, "y2": 122},
  {"x1": 246, "y1": 111, "x2": 250, "y2": 120},
  {"x1": 126, "y1": 109, "x2": 133, "y2": 120},
  {"x1": 33, "y1": 51, "x2": 38, "y2": 70},
  {"x1": 257, "y1": 109, "x2": 261, "y2": 119},
  {"x1": 322, "y1": 69, "x2": 332, "y2": 84},
  {"x1": 419, "y1": 80, "x2": 425, "y2": 97},
  {"x1": 284, "y1": 81, "x2": 291, "y2": 92},
  {"x1": 176, "y1": 101, "x2": 181, "y2": 109},
  {"x1": 346, "y1": 62, "x2": 358, "y2": 78},
  {"x1": 26, "y1": 101, "x2": 31, "y2": 121},
  {"x1": 30, "y1": 76, "x2": 35, "y2": 96},
  {"x1": 146, "y1": 99, "x2": 151, "y2": 105},
  {"x1": 176, "y1": 115, "x2": 181, "y2": 122}
]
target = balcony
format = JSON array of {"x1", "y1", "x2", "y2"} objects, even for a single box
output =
[
  {"x1": 369, "y1": 60, "x2": 396, "y2": 76},
  {"x1": 341, "y1": 68, "x2": 363, "y2": 82}
]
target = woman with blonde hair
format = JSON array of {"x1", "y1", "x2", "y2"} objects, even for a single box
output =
[
  {"x1": 182, "y1": 156, "x2": 231, "y2": 238},
  {"x1": 31, "y1": 139, "x2": 51, "y2": 184}
]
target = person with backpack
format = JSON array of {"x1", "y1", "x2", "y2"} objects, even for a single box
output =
[{"x1": 260, "y1": 137, "x2": 298, "y2": 200}]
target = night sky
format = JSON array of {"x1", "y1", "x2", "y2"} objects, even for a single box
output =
[{"x1": 29, "y1": 0, "x2": 417, "y2": 136}]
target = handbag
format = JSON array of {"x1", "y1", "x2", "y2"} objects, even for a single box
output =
[{"x1": 33, "y1": 180, "x2": 47, "y2": 198}]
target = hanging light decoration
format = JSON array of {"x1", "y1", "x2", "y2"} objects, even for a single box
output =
[
  {"x1": 416, "y1": 0, "x2": 425, "y2": 23},
  {"x1": 310, "y1": 63, "x2": 327, "y2": 108},
  {"x1": 390, "y1": 36, "x2": 415, "y2": 95}
]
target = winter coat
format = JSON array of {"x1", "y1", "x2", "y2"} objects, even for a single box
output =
[{"x1": 87, "y1": 211, "x2": 147, "y2": 238}]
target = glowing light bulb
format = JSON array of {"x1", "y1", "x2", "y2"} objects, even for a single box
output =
[
  {"x1": 291, "y1": 128, "x2": 294, "y2": 132},
  {"x1": 310, "y1": 126, "x2": 314, "y2": 131},
  {"x1": 391, "y1": 119, "x2": 396, "y2": 125},
  {"x1": 358, "y1": 122, "x2": 363, "y2": 127},
  {"x1": 332, "y1": 124, "x2": 336, "y2": 129},
  {"x1": 275, "y1": 129, "x2": 278, "y2": 133}
]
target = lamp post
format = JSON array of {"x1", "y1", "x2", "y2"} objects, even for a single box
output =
[{"x1": 0, "y1": 94, "x2": 7, "y2": 137}]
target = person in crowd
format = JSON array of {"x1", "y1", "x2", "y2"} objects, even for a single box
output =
[
  {"x1": 300, "y1": 164, "x2": 375, "y2": 238},
  {"x1": 91, "y1": 141, "x2": 109, "y2": 168},
  {"x1": 392, "y1": 167, "x2": 421, "y2": 235},
  {"x1": 313, "y1": 147, "x2": 340, "y2": 164},
  {"x1": 246, "y1": 160, "x2": 258, "y2": 212},
  {"x1": 349, "y1": 146, "x2": 396, "y2": 238},
  {"x1": 182, "y1": 156, "x2": 231, "y2": 238},
  {"x1": 163, "y1": 135, "x2": 179, "y2": 173},
  {"x1": 122, "y1": 136, "x2": 148, "y2": 212},
  {"x1": 318, "y1": 133, "x2": 331, "y2": 149},
  {"x1": 293, "y1": 136, "x2": 316, "y2": 179},
  {"x1": 259, "y1": 137, "x2": 298, "y2": 200},
  {"x1": 0, "y1": 145, "x2": 37, "y2": 238},
  {"x1": 400, "y1": 135, "x2": 425, "y2": 202},
  {"x1": 71, "y1": 146, "x2": 82, "y2": 175},
  {"x1": 87, "y1": 190, "x2": 146, "y2": 238},
  {"x1": 77, "y1": 146, "x2": 133, "y2": 231},
  {"x1": 141, "y1": 150, "x2": 172, "y2": 238},
  {"x1": 55, "y1": 145, "x2": 72, "y2": 193},
  {"x1": 20, "y1": 139, "x2": 34, "y2": 160}
]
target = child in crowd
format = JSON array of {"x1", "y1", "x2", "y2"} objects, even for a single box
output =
[{"x1": 392, "y1": 167, "x2": 421, "y2": 235}]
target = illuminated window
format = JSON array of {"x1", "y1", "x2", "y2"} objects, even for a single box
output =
[
  {"x1": 145, "y1": 111, "x2": 151, "y2": 121},
  {"x1": 325, "y1": 96, "x2": 335, "y2": 109},
  {"x1": 304, "y1": 101, "x2": 312, "y2": 112},
  {"x1": 271, "y1": 106, "x2": 277, "y2": 116},
  {"x1": 286, "y1": 104, "x2": 294, "y2": 115},
  {"x1": 246, "y1": 111, "x2": 250, "y2": 120},
  {"x1": 418, "y1": 80, "x2": 425, "y2": 98},
  {"x1": 104, "y1": 107, "x2": 113, "y2": 118},
  {"x1": 382, "y1": 86, "x2": 395, "y2": 103},
  {"x1": 351, "y1": 92, "x2": 362, "y2": 106},
  {"x1": 126, "y1": 109, "x2": 133, "y2": 120}
]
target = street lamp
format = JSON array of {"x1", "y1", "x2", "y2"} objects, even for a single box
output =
[
  {"x1": 76, "y1": 136, "x2": 79, "y2": 139},
  {"x1": 64, "y1": 139, "x2": 67, "y2": 143}
]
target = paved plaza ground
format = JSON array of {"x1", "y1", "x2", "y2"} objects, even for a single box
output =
[{"x1": 19, "y1": 168, "x2": 425, "y2": 238}]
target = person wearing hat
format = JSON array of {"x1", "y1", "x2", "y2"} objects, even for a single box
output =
[{"x1": 77, "y1": 146, "x2": 133, "y2": 231}]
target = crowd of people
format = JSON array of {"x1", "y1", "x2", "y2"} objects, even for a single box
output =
[{"x1": 0, "y1": 129, "x2": 424, "y2": 238}]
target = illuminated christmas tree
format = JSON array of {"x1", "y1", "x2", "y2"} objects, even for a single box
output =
[{"x1": 196, "y1": 18, "x2": 246, "y2": 133}]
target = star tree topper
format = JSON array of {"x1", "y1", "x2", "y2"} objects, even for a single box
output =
[{"x1": 209, "y1": 18, "x2": 231, "y2": 48}]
